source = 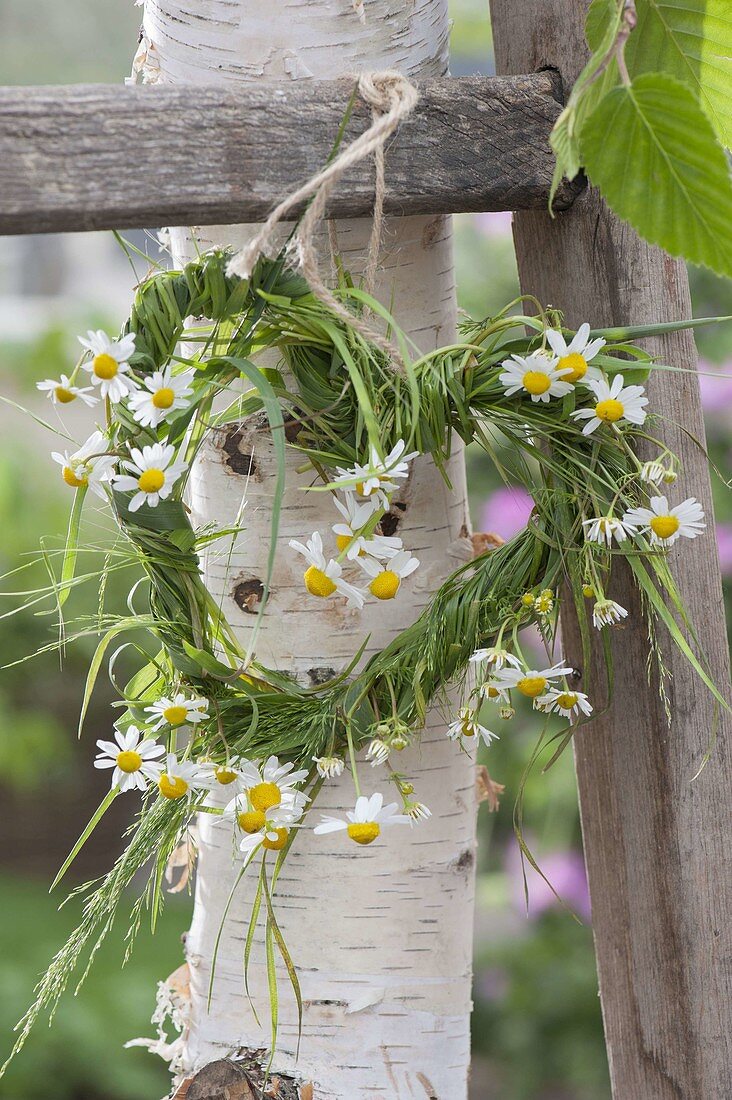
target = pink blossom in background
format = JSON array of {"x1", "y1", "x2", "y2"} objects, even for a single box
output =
[
  {"x1": 716, "y1": 523, "x2": 732, "y2": 577},
  {"x1": 481, "y1": 485, "x2": 534, "y2": 540},
  {"x1": 472, "y1": 211, "x2": 513, "y2": 239},
  {"x1": 698, "y1": 358, "x2": 732, "y2": 416},
  {"x1": 506, "y1": 844, "x2": 591, "y2": 922}
]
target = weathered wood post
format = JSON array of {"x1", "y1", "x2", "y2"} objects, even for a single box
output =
[{"x1": 489, "y1": 2, "x2": 732, "y2": 1096}]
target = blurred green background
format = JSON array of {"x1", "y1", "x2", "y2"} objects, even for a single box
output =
[{"x1": 0, "y1": 1, "x2": 730, "y2": 1097}]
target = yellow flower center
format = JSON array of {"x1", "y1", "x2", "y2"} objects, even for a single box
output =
[
  {"x1": 249, "y1": 781, "x2": 281, "y2": 812},
  {"x1": 335, "y1": 533, "x2": 353, "y2": 553},
  {"x1": 138, "y1": 468, "x2": 165, "y2": 494},
  {"x1": 237, "y1": 809, "x2": 266, "y2": 833},
  {"x1": 595, "y1": 398, "x2": 624, "y2": 423},
  {"x1": 159, "y1": 774, "x2": 189, "y2": 800},
  {"x1": 369, "y1": 571, "x2": 400, "y2": 600},
  {"x1": 152, "y1": 387, "x2": 175, "y2": 410},
  {"x1": 162, "y1": 704, "x2": 188, "y2": 727},
  {"x1": 93, "y1": 353, "x2": 118, "y2": 380},
  {"x1": 517, "y1": 675, "x2": 548, "y2": 698},
  {"x1": 347, "y1": 822, "x2": 381, "y2": 845},
  {"x1": 116, "y1": 749, "x2": 142, "y2": 773},
  {"x1": 304, "y1": 565, "x2": 337, "y2": 598},
  {"x1": 556, "y1": 692, "x2": 578, "y2": 710},
  {"x1": 55, "y1": 386, "x2": 76, "y2": 403},
  {"x1": 215, "y1": 766, "x2": 238, "y2": 785},
  {"x1": 522, "y1": 370, "x2": 551, "y2": 396},
  {"x1": 461, "y1": 721, "x2": 476, "y2": 737},
  {"x1": 62, "y1": 466, "x2": 87, "y2": 488},
  {"x1": 650, "y1": 514, "x2": 680, "y2": 540},
  {"x1": 262, "y1": 827, "x2": 289, "y2": 851},
  {"x1": 558, "y1": 352, "x2": 587, "y2": 383},
  {"x1": 485, "y1": 686, "x2": 500, "y2": 699},
  {"x1": 582, "y1": 584, "x2": 595, "y2": 599}
]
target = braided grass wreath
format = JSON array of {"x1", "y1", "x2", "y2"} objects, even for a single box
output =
[{"x1": 8, "y1": 246, "x2": 727, "y2": 1061}]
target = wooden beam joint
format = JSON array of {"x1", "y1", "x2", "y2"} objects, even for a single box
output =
[{"x1": 0, "y1": 74, "x2": 581, "y2": 235}]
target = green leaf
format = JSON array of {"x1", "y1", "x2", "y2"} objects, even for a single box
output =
[
  {"x1": 624, "y1": 0, "x2": 732, "y2": 150},
  {"x1": 49, "y1": 788, "x2": 118, "y2": 891},
  {"x1": 580, "y1": 73, "x2": 732, "y2": 277},
  {"x1": 59, "y1": 485, "x2": 88, "y2": 609}
]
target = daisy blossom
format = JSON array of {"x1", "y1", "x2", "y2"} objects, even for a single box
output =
[
  {"x1": 583, "y1": 515, "x2": 634, "y2": 547},
  {"x1": 313, "y1": 792, "x2": 410, "y2": 846},
  {"x1": 332, "y1": 494, "x2": 402, "y2": 560},
  {"x1": 128, "y1": 366, "x2": 195, "y2": 429},
  {"x1": 572, "y1": 374, "x2": 648, "y2": 436},
  {"x1": 536, "y1": 688, "x2": 593, "y2": 718},
  {"x1": 145, "y1": 692, "x2": 209, "y2": 731},
  {"x1": 199, "y1": 756, "x2": 250, "y2": 793},
  {"x1": 157, "y1": 753, "x2": 209, "y2": 801},
  {"x1": 469, "y1": 647, "x2": 521, "y2": 671},
  {"x1": 499, "y1": 352, "x2": 574, "y2": 403},
  {"x1": 37, "y1": 374, "x2": 97, "y2": 407},
  {"x1": 544, "y1": 322, "x2": 605, "y2": 384},
  {"x1": 592, "y1": 599, "x2": 628, "y2": 629},
  {"x1": 622, "y1": 496, "x2": 705, "y2": 548},
  {"x1": 289, "y1": 531, "x2": 364, "y2": 607},
  {"x1": 446, "y1": 706, "x2": 498, "y2": 747},
  {"x1": 312, "y1": 755, "x2": 345, "y2": 779},
  {"x1": 94, "y1": 726, "x2": 164, "y2": 793},
  {"x1": 405, "y1": 801, "x2": 432, "y2": 823},
  {"x1": 334, "y1": 439, "x2": 418, "y2": 501},
  {"x1": 112, "y1": 442, "x2": 187, "y2": 512},
  {"x1": 492, "y1": 661, "x2": 574, "y2": 699},
  {"x1": 52, "y1": 430, "x2": 116, "y2": 497},
  {"x1": 79, "y1": 329, "x2": 138, "y2": 402},
  {"x1": 239, "y1": 755, "x2": 310, "y2": 815},
  {"x1": 356, "y1": 549, "x2": 419, "y2": 600},
  {"x1": 223, "y1": 796, "x2": 303, "y2": 853}
]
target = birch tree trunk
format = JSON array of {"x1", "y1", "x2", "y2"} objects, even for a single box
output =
[{"x1": 138, "y1": 3, "x2": 477, "y2": 1096}]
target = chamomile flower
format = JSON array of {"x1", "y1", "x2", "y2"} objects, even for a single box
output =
[
  {"x1": 239, "y1": 755, "x2": 310, "y2": 815},
  {"x1": 289, "y1": 531, "x2": 365, "y2": 607},
  {"x1": 582, "y1": 515, "x2": 634, "y2": 547},
  {"x1": 199, "y1": 756, "x2": 250, "y2": 792},
  {"x1": 357, "y1": 549, "x2": 420, "y2": 601},
  {"x1": 313, "y1": 792, "x2": 410, "y2": 846},
  {"x1": 622, "y1": 496, "x2": 705, "y2": 548},
  {"x1": 224, "y1": 796, "x2": 303, "y2": 853},
  {"x1": 639, "y1": 461, "x2": 666, "y2": 486},
  {"x1": 79, "y1": 329, "x2": 138, "y2": 402},
  {"x1": 592, "y1": 599, "x2": 628, "y2": 629},
  {"x1": 94, "y1": 726, "x2": 165, "y2": 792},
  {"x1": 312, "y1": 755, "x2": 345, "y2": 779},
  {"x1": 544, "y1": 322, "x2": 605, "y2": 384},
  {"x1": 145, "y1": 692, "x2": 209, "y2": 732},
  {"x1": 404, "y1": 801, "x2": 432, "y2": 823},
  {"x1": 366, "y1": 739, "x2": 390, "y2": 766},
  {"x1": 481, "y1": 680, "x2": 509, "y2": 704},
  {"x1": 157, "y1": 753, "x2": 209, "y2": 800},
  {"x1": 446, "y1": 706, "x2": 498, "y2": 747},
  {"x1": 332, "y1": 494, "x2": 402, "y2": 560},
  {"x1": 112, "y1": 442, "x2": 188, "y2": 512},
  {"x1": 335, "y1": 440, "x2": 418, "y2": 502},
  {"x1": 37, "y1": 374, "x2": 98, "y2": 406},
  {"x1": 499, "y1": 352, "x2": 574, "y2": 403},
  {"x1": 491, "y1": 662, "x2": 574, "y2": 699},
  {"x1": 127, "y1": 366, "x2": 195, "y2": 429},
  {"x1": 469, "y1": 647, "x2": 521, "y2": 671},
  {"x1": 51, "y1": 430, "x2": 116, "y2": 497},
  {"x1": 536, "y1": 688, "x2": 593, "y2": 718},
  {"x1": 572, "y1": 374, "x2": 648, "y2": 436}
]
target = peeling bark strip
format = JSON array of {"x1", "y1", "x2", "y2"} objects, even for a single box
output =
[
  {"x1": 160, "y1": 0, "x2": 476, "y2": 1095},
  {"x1": 0, "y1": 75, "x2": 582, "y2": 236},
  {"x1": 490, "y1": 1, "x2": 732, "y2": 1096}
]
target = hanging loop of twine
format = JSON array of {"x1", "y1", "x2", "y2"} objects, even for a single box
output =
[{"x1": 226, "y1": 71, "x2": 419, "y2": 372}]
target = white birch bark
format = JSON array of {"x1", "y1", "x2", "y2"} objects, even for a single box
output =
[{"x1": 140, "y1": 2, "x2": 477, "y2": 1095}]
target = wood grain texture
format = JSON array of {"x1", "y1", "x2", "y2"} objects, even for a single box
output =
[
  {"x1": 489, "y1": 2, "x2": 732, "y2": 1097},
  {"x1": 0, "y1": 74, "x2": 581, "y2": 235}
]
